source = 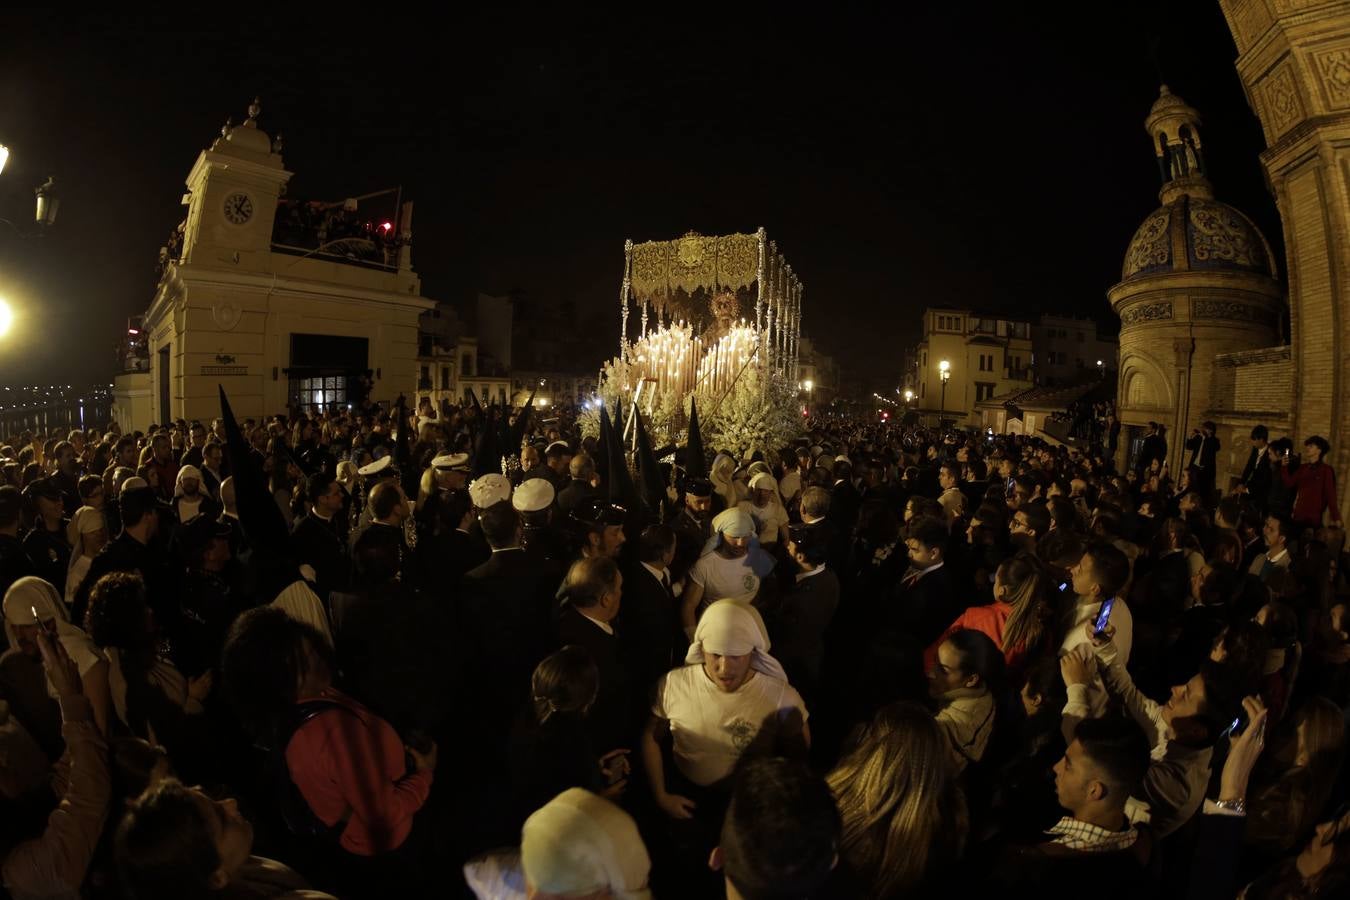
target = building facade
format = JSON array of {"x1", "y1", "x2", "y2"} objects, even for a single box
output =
[
  {"x1": 1216, "y1": 1, "x2": 1350, "y2": 519},
  {"x1": 915, "y1": 308, "x2": 1034, "y2": 424},
  {"x1": 123, "y1": 99, "x2": 434, "y2": 427},
  {"x1": 1108, "y1": 86, "x2": 1284, "y2": 478},
  {"x1": 1033, "y1": 315, "x2": 1119, "y2": 386}
]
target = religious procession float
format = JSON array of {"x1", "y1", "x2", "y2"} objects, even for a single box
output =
[{"x1": 585, "y1": 228, "x2": 804, "y2": 457}]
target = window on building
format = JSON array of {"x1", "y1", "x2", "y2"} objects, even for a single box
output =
[
  {"x1": 441, "y1": 367, "x2": 451, "y2": 390},
  {"x1": 461, "y1": 354, "x2": 472, "y2": 377},
  {"x1": 420, "y1": 365, "x2": 430, "y2": 381},
  {"x1": 920, "y1": 383, "x2": 926, "y2": 399},
  {"x1": 976, "y1": 382, "x2": 995, "y2": 402},
  {"x1": 290, "y1": 376, "x2": 347, "y2": 411}
]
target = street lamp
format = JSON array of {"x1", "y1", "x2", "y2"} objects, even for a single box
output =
[
  {"x1": 34, "y1": 177, "x2": 59, "y2": 227},
  {"x1": 1096, "y1": 359, "x2": 1105, "y2": 379},
  {"x1": 803, "y1": 379, "x2": 813, "y2": 393},
  {"x1": 0, "y1": 145, "x2": 8, "y2": 176},
  {"x1": 903, "y1": 389, "x2": 914, "y2": 404},
  {"x1": 938, "y1": 359, "x2": 951, "y2": 422}
]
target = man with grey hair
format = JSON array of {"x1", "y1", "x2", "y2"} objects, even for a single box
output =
[{"x1": 557, "y1": 452, "x2": 599, "y2": 517}]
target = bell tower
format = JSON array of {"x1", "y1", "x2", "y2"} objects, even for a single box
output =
[
  {"x1": 1146, "y1": 85, "x2": 1211, "y2": 204},
  {"x1": 180, "y1": 97, "x2": 291, "y2": 271}
]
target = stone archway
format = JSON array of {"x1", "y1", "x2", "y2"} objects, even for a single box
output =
[{"x1": 1218, "y1": 0, "x2": 1350, "y2": 521}]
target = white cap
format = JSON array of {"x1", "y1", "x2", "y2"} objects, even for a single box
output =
[
  {"x1": 469, "y1": 473, "x2": 512, "y2": 509},
  {"x1": 545, "y1": 441, "x2": 571, "y2": 455},
  {"x1": 432, "y1": 453, "x2": 471, "y2": 471},
  {"x1": 835, "y1": 454, "x2": 851, "y2": 464},
  {"x1": 357, "y1": 456, "x2": 394, "y2": 477},
  {"x1": 513, "y1": 478, "x2": 556, "y2": 513}
]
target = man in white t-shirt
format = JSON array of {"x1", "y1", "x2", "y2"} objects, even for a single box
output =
[
  {"x1": 680, "y1": 509, "x2": 776, "y2": 637},
  {"x1": 642, "y1": 600, "x2": 808, "y2": 820},
  {"x1": 1060, "y1": 542, "x2": 1134, "y2": 716}
]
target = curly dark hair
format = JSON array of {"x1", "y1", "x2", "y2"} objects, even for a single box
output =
[
  {"x1": 85, "y1": 572, "x2": 153, "y2": 659},
  {"x1": 220, "y1": 606, "x2": 333, "y2": 741}
]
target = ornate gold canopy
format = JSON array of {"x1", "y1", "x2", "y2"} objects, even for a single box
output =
[{"x1": 629, "y1": 231, "x2": 761, "y2": 314}]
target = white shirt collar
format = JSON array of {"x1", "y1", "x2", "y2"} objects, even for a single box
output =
[
  {"x1": 1267, "y1": 546, "x2": 1290, "y2": 565},
  {"x1": 796, "y1": 563, "x2": 827, "y2": 583},
  {"x1": 915, "y1": 560, "x2": 944, "y2": 577},
  {"x1": 579, "y1": 610, "x2": 614, "y2": 635},
  {"x1": 640, "y1": 561, "x2": 669, "y2": 583},
  {"x1": 801, "y1": 513, "x2": 825, "y2": 525},
  {"x1": 491, "y1": 545, "x2": 522, "y2": 553}
]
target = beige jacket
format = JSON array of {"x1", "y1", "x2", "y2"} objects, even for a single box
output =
[{"x1": 935, "y1": 686, "x2": 995, "y2": 772}]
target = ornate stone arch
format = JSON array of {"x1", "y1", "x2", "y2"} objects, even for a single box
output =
[{"x1": 1119, "y1": 352, "x2": 1172, "y2": 411}]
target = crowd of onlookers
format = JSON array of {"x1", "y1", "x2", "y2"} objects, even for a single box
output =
[{"x1": 0, "y1": 397, "x2": 1347, "y2": 898}]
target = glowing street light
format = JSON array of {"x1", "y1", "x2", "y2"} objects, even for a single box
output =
[
  {"x1": 0, "y1": 298, "x2": 12, "y2": 338},
  {"x1": 903, "y1": 389, "x2": 914, "y2": 403},
  {"x1": 0, "y1": 145, "x2": 8, "y2": 176},
  {"x1": 938, "y1": 359, "x2": 951, "y2": 421},
  {"x1": 803, "y1": 379, "x2": 813, "y2": 393}
]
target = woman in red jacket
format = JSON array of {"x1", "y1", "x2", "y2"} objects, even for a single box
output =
[
  {"x1": 1280, "y1": 435, "x2": 1342, "y2": 532},
  {"x1": 926, "y1": 553, "x2": 1052, "y2": 687},
  {"x1": 221, "y1": 607, "x2": 435, "y2": 894}
]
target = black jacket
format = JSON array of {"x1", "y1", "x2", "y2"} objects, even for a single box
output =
[
  {"x1": 763, "y1": 569, "x2": 840, "y2": 697},
  {"x1": 617, "y1": 562, "x2": 682, "y2": 690},
  {"x1": 1241, "y1": 446, "x2": 1272, "y2": 509},
  {"x1": 289, "y1": 512, "x2": 351, "y2": 601},
  {"x1": 22, "y1": 526, "x2": 70, "y2": 598},
  {"x1": 71, "y1": 533, "x2": 178, "y2": 638},
  {"x1": 557, "y1": 605, "x2": 632, "y2": 750},
  {"x1": 459, "y1": 549, "x2": 561, "y2": 728},
  {"x1": 886, "y1": 564, "x2": 962, "y2": 651},
  {"x1": 557, "y1": 479, "x2": 599, "y2": 517}
]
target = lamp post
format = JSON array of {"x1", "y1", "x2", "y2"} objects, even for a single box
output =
[
  {"x1": 903, "y1": 388, "x2": 914, "y2": 405},
  {"x1": 1096, "y1": 359, "x2": 1105, "y2": 379},
  {"x1": 938, "y1": 359, "x2": 950, "y2": 424}
]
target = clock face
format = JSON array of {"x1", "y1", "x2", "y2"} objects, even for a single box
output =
[{"x1": 223, "y1": 192, "x2": 254, "y2": 225}]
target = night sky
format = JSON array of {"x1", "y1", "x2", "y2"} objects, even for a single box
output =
[{"x1": 0, "y1": 5, "x2": 1279, "y2": 388}]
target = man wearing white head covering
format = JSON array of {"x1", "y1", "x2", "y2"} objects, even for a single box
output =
[
  {"x1": 462, "y1": 788, "x2": 652, "y2": 900},
  {"x1": 2, "y1": 577, "x2": 111, "y2": 737},
  {"x1": 642, "y1": 600, "x2": 808, "y2": 814},
  {"x1": 172, "y1": 465, "x2": 218, "y2": 526},
  {"x1": 64, "y1": 507, "x2": 108, "y2": 608},
  {"x1": 738, "y1": 471, "x2": 789, "y2": 546},
  {"x1": 680, "y1": 508, "x2": 776, "y2": 637},
  {"x1": 709, "y1": 453, "x2": 744, "y2": 512}
]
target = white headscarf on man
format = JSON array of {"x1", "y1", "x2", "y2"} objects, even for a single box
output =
[
  {"x1": 2, "y1": 576, "x2": 104, "y2": 680},
  {"x1": 521, "y1": 788, "x2": 652, "y2": 900},
  {"x1": 684, "y1": 599, "x2": 788, "y2": 683}
]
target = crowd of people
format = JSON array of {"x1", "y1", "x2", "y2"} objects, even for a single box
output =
[{"x1": 0, "y1": 395, "x2": 1348, "y2": 899}]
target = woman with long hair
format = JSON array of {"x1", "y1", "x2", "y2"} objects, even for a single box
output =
[
  {"x1": 1245, "y1": 697, "x2": 1345, "y2": 860},
  {"x1": 826, "y1": 701, "x2": 967, "y2": 898},
  {"x1": 926, "y1": 553, "x2": 1050, "y2": 684}
]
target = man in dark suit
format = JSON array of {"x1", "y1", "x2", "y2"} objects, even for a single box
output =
[
  {"x1": 557, "y1": 555, "x2": 632, "y2": 751},
  {"x1": 764, "y1": 525, "x2": 840, "y2": 703},
  {"x1": 670, "y1": 477, "x2": 714, "y2": 584},
  {"x1": 556, "y1": 453, "x2": 600, "y2": 518},
  {"x1": 619, "y1": 524, "x2": 683, "y2": 692},
  {"x1": 459, "y1": 501, "x2": 562, "y2": 731},
  {"x1": 1237, "y1": 425, "x2": 1272, "y2": 515},
  {"x1": 288, "y1": 473, "x2": 351, "y2": 603},
  {"x1": 829, "y1": 458, "x2": 861, "y2": 544},
  {"x1": 1185, "y1": 421, "x2": 1221, "y2": 499},
  {"x1": 886, "y1": 515, "x2": 962, "y2": 650},
  {"x1": 1136, "y1": 422, "x2": 1167, "y2": 478}
]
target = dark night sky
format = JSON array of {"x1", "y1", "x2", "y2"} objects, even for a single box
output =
[{"x1": 0, "y1": 5, "x2": 1280, "y2": 388}]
